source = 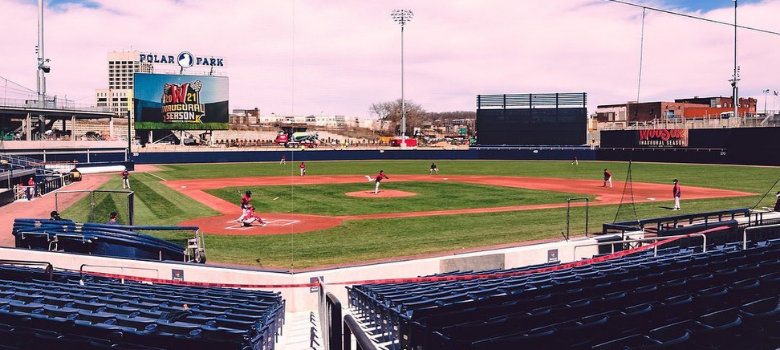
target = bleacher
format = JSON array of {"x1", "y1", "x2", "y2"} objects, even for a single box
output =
[
  {"x1": 348, "y1": 239, "x2": 780, "y2": 349},
  {"x1": 0, "y1": 262, "x2": 284, "y2": 350}
]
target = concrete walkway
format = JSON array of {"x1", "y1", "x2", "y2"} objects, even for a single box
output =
[{"x1": 0, "y1": 174, "x2": 112, "y2": 247}]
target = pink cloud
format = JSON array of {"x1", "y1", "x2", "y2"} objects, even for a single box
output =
[{"x1": 1, "y1": 0, "x2": 779, "y2": 116}]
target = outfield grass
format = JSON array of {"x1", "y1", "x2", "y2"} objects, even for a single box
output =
[{"x1": 72, "y1": 160, "x2": 779, "y2": 269}]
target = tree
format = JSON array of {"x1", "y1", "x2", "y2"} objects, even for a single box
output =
[{"x1": 369, "y1": 99, "x2": 426, "y2": 137}]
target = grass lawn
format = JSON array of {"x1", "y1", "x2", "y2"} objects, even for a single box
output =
[
  {"x1": 69, "y1": 160, "x2": 779, "y2": 268},
  {"x1": 205, "y1": 182, "x2": 591, "y2": 216}
]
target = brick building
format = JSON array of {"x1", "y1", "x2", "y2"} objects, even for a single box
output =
[{"x1": 596, "y1": 96, "x2": 757, "y2": 128}]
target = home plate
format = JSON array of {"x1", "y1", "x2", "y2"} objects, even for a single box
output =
[{"x1": 647, "y1": 198, "x2": 656, "y2": 201}]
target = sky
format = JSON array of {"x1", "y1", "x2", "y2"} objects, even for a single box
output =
[{"x1": 1, "y1": 0, "x2": 779, "y2": 118}]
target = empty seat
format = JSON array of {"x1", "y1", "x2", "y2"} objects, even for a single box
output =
[
  {"x1": 739, "y1": 297, "x2": 780, "y2": 348},
  {"x1": 470, "y1": 326, "x2": 556, "y2": 350},
  {"x1": 691, "y1": 308, "x2": 743, "y2": 350},
  {"x1": 647, "y1": 320, "x2": 693, "y2": 350}
]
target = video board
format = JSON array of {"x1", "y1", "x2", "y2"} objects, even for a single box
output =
[{"x1": 133, "y1": 73, "x2": 228, "y2": 130}]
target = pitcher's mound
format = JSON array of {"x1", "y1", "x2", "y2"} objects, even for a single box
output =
[{"x1": 346, "y1": 190, "x2": 417, "y2": 198}]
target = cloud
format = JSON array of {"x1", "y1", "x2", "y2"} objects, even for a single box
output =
[{"x1": 1, "y1": 0, "x2": 779, "y2": 116}]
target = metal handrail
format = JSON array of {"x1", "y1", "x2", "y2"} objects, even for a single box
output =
[
  {"x1": 344, "y1": 314, "x2": 377, "y2": 350},
  {"x1": 743, "y1": 223, "x2": 780, "y2": 249},
  {"x1": 572, "y1": 233, "x2": 707, "y2": 261},
  {"x1": 0, "y1": 259, "x2": 54, "y2": 281},
  {"x1": 317, "y1": 280, "x2": 342, "y2": 350},
  {"x1": 79, "y1": 264, "x2": 159, "y2": 284}
]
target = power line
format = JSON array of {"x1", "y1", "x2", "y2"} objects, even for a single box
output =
[
  {"x1": 605, "y1": 0, "x2": 780, "y2": 36},
  {"x1": 0, "y1": 75, "x2": 36, "y2": 93}
]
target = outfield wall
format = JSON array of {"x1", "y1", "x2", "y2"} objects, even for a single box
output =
[
  {"x1": 132, "y1": 148, "x2": 595, "y2": 164},
  {"x1": 599, "y1": 127, "x2": 780, "y2": 166}
]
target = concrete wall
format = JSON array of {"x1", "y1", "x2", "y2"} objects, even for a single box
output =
[{"x1": 0, "y1": 236, "x2": 605, "y2": 312}]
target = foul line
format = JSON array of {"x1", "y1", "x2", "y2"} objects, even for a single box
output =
[{"x1": 145, "y1": 172, "x2": 167, "y2": 182}]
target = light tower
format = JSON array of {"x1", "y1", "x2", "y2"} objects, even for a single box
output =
[
  {"x1": 391, "y1": 9, "x2": 413, "y2": 147},
  {"x1": 729, "y1": 0, "x2": 739, "y2": 122},
  {"x1": 763, "y1": 89, "x2": 770, "y2": 116},
  {"x1": 36, "y1": 0, "x2": 51, "y2": 107}
]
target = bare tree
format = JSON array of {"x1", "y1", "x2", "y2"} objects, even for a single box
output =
[{"x1": 369, "y1": 99, "x2": 426, "y2": 136}]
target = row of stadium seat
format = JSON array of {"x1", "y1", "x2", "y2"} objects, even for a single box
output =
[
  {"x1": 12, "y1": 218, "x2": 198, "y2": 262},
  {"x1": 0, "y1": 264, "x2": 284, "y2": 350},
  {"x1": 348, "y1": 241, "x2": 780, "y2": 349}
]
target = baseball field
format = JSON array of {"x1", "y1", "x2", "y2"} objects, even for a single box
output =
[{"x1": 60, "y1": 160, "x2": 776, "y2": 269}]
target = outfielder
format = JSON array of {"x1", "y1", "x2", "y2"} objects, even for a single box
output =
[
  {"x1": 365, "y1": 170, "x2": 389, "y2": 194},
  {"x1": 300, "y1": 162, "x2": 306, "y2": 176}
]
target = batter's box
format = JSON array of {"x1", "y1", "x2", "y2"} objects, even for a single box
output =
[
  {"x1": 265, "y1": 219, "x2": 299, "y2": 227},
  {"x1": 225, "y1": 225, "x2": 256, "y2": 231}
]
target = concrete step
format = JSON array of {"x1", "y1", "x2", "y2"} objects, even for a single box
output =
[{"x1": 276, "y1": 310, "x2": 322, "y2": 350}]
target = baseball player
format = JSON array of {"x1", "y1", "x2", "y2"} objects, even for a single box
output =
[
  {"x1": 299, "y1": 162, "x2": 306, "y2": 176},
  {"x1": 26, "y1": 176, "x2": 35, "y2": 200},
  {"x1": 430, "y1": 163, "x2": 439, "y2": 175},
  {"x1": 236, "y1": 190, "x2": 252, "y2": 221},
  {"x1": 603, "y1": 169, "x2": 612, "y2": 188},
  {"x1": 365, "y1": 170, "x2": 389, "y2": 194},
  {"x1": 121, "y1": 169, "x2": 130, "y2": 189},
  {"x1": 280, "y1": 154, "x2": 286, "y2": 165},
  {"x1": 240, "y1": 205, "x2": 267, "y2": 227},
  {"x1": 774, "y1": 191, "x2": 780, "y2": 212},
  {"x1": 673, "y1": 179, "x2": 682, "y2": 210}
]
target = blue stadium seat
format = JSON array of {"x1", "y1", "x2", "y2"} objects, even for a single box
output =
[{"x1": 690, "y1": 308, "x2": 743, "y2": 350}]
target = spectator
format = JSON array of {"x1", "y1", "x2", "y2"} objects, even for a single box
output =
[{"x1": 107, "y1": 212, "x2": 119, "y2": 225}]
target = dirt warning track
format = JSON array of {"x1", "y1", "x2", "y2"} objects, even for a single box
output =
[{"x1": 164, "y1": 175, "x2": 754, "y2": 236}]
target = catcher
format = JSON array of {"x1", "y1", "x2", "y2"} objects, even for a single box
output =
[{"x1": 240, "y1": 205, "x2": 267, "y2": 227}]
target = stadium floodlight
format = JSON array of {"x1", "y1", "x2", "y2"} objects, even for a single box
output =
[
  {"x1": 763, "y1": 89, "x2": 770, "y2": 116},
  {"x1": 391, "y1": 9, "x2": 413, "y2": 147}
]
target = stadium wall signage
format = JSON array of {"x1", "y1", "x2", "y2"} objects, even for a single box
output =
[
  {"x1": 139, "y1": 52, "x2": 225, "y2": 68},
  {"x1": 637, "y1": 129, "x2": 688, "y2": 147}
]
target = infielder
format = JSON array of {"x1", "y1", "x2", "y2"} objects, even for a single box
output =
[
  {"x1": 365, "y1": 170, "x2": 389, "y2": 194},
  {"x1": 430, "y1": 163, "x2": 439, "y2": 175},
  {"x1": 673, "y1": 179, "x2": 682, "y2": 210},
  {"x1": 603, "y1": 169, "x2": 612, "y2": 188}
]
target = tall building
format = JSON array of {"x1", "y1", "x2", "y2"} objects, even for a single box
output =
[{"x1": 95, "y1": 51, "x2": 153, "y2": 117}]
